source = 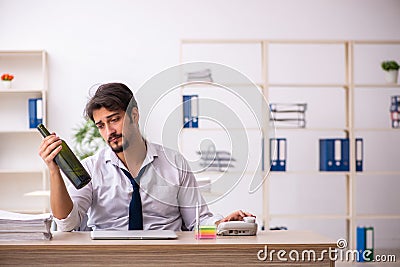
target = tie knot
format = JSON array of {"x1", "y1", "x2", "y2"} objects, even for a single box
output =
[
  {"x1": 121, "y1": 168, "x2": 143, "y2": 189},
  {"x1": 131, "y1": 179, "x2": 139, "y2": 189}
]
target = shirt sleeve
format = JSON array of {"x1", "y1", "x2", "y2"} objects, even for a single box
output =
[
  {"x1": 53, "y1": 200, "x2": 88, "y2": 231},
  {"x1": 177, "y1": 155, "x2": 224, "y2": 231},
  {"x1": 53, "y1": 161, "x2": 93, "y2": 232}
]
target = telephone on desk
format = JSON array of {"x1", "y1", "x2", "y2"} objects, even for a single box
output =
[{"x1": 217, "y1": 217, "x2": 257, "y2": 236}]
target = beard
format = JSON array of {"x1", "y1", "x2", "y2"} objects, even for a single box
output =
[{"x1": 108, "y1": 133, "x2": 129, "y2": 153}]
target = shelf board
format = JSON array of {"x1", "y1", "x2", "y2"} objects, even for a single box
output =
[
  {"x1": 180, "y1": 82, "x2": 264, "y2": 88},
  {"x1": 194, "y1": 171, "x2": 262, "y2": 179},
  {"x1": 274, "y1": 127, "x2": 348, "y2": 132},
  {"x1": 268, "y1": 39, "x2": 348, "y2": 44},
  {"x1": 4, "y1": 209, "x2": 49, "y2": 214},
  {"x1": 353, "y1": 128, "x2": 400, "y2": 132},
  {"x1": 0, "y1": 50, "x2": 45, "y2": 55},
  {"x1": 181, "y1": 127, "x2": 262, "y2": 131},
  {"x1": 269, "y1": 171, "x2": 350, "y2": 176},
  {"x1": 353, "y1": 40, "x2": 400, "y2": 44},
  {"x1": 354, "y1": 84, "x2": 400, "y2": 88},
  {"x1": 270, "y1": 214, "x2": 349, "y2": 220},
  {"x1": 182, "y1": 39, "x2": 350, "y2": 45},
  {"x1": 356, "y1": 171, "x2": 400, "y2": 176},
  {"x1": 182, "y1": 39, "x2": 263, "y2": 44},
  {"x1": 0, "y1": 89, "x2": 45, "y2": 94},
  {"x1": 24, "y1": 190, "x2": 50, "y2": 197},
  {"x1": 355, "y1": 214, "x2": 400, "y2": 220},
  {"x1": 0, "y1": 129, "x2": 40, "y2": 134},
  {"x1": 268, "y1": 83, "x2": 347, "y2": 88},
  {"x1": 0, "y1": 169, "x2": 43, "y2": 174}
]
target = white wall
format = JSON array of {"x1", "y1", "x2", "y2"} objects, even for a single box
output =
[{"x1": 1, "y1": 0, "x2": 399, "y2": 143}]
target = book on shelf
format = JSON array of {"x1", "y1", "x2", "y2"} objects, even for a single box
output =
[
  {"x1": 390, "y1": 95, "x2": 400, "y2": 128},
  {"x1": 319, "y1": 138, "x2": 364, "y2": 172},
  {"x1": 356, "y1": 226, "x2": 365, "y2": 261},
  {"x1": 392, "y1": 114, "x2": 399, "y2": 128},
  {"x1": 0, "y1": 210, "x2": 53, "y2": 241},
  {"x1": 390, "y1": 95, "x2": 400, "y2": 110},
  {"x1": 319, "y1": 138, "x2": 349, "y2": 171},
  {"x1": 355, "y1": 138, "x2": 363, "y2": 172},
  {"x1": 28, "y1": 98, "x2": 43, "y2": 129},
  {"x1": 270, "y1": 138, "x2": 286, "y2": 171},
  {"x1": 356, "y1": 226, "x2": 374, "y2": 262},
  {"x1": 183, "y1": 95, "x2": 199, "y2": 128}
]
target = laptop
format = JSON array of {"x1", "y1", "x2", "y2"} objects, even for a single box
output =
[{"x1": 90, "y1": 230, "x2": 178, "y2": 240}]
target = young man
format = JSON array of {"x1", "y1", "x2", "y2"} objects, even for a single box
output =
[{"x1": 39, "y1": 83, "x2": 253, "y2": 231}]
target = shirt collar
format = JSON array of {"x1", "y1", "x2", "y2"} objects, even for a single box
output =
[{"x1": 105, "y1": 140, "x2": 158, "y2": 170}]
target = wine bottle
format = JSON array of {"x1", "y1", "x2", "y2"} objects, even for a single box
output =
[{"x1": 37, "y1": 124, "x2": 92, "y2": 189}]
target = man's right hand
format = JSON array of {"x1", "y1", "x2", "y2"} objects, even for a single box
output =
[
  {"x1": 38, "y1": 132, "x2": 74, "y2": 220},
  {"x1": 38, "y1": 133, "x2": 63, "y2": 172}
]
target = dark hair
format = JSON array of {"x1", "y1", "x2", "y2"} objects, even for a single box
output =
[{"x1": 85, "y1": 83, "x2": 137, "y2": 122}]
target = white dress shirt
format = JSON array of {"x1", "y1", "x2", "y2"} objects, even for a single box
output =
[{"x1": 54, "y1": 142, "x2": 223, "y2": 231}]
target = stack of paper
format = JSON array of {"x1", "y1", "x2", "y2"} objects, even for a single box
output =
[
  {"x1": 0, "y1": 210, "x2": 53, "y2": 240},
  {"x1": 186, "y1": 69, "x2": 213, "y2": 82},
  {"x1": 269, "y1": 103, "x2": 307, "y2": 128},
  {"x1": 197, "y1": 149, "x2": 235, "y2": 172}
]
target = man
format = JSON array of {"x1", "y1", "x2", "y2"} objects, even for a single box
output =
[{"x1": 39, "y1": 83, "x2": 253, "y2": 231}]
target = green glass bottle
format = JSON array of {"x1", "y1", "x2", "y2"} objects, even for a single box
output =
[{"x1": 37, "y1": 124, "x2": 91, "y2": 189}]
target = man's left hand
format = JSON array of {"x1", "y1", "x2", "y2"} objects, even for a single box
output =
[{"x1": 215, "y1": 210, "x2": 255, "y2": 226}]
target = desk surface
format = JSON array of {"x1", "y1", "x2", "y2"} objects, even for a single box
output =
[
  {"x1": 0, "y1": 229, "x2": 334, "y2": 246},
  {"x1": 0, "y1": 230, "x2": 336, "y2": 266}
]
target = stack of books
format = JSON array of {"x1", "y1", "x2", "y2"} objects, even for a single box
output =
[
  {"x1": 319, "y1": 138, "x2": 364, "y2": 172},
  {"x1": 269, "y1": 103, "x2": 307, "y2": 128},
  {"x1": 390, "y1": 95, "x2": 400, "y2": 128},
  {"x1": 0, "y1": 210, "x2": 53, "y2": 240},
  {"x1": 186, "y1": 69, "x2": 213, "y2": 82}
]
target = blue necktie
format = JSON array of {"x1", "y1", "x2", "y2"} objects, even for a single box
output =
[{"x1": 121, "y1": 167, "x2": 146, "y2": 230}]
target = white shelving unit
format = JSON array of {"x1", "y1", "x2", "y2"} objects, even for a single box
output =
[
  {"x1": 180, "y1": 39, "x2": 400, "y2": 251},
  {"x1": 179, "y1": 42, "x2": 267, "y2": 221},
  {"x1": 0, "y1": 50, "x2": 48, "y2": 213},
  {"x1": 264, "y1": 40, "x2": 352, "y2": 251},
  {"x1": 352, "y1": 40, "x2": 400, "y2": 251}
]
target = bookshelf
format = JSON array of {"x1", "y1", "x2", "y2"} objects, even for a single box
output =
[
  {"x1": 0, "y1": 50, "x2": 48, "y2": 213},
  {"x1": 179, "y1": 43, "x2": 266, "y2": 219},
  {"x1": 180, "y1": 39, "x2": 400, "y2": 250},
  {"x1": 352, "y1": 40, "x2": 400, "y2": 251},
  {"x1": 187, "y1": 90, "x2": 264, "y2": 208}
]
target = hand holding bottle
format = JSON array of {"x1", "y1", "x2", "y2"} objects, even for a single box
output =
[
  {"x1": 38, "y1": 132, "x2": 63, "y2": 172},
  {"x1": 37, "y1": 124, "x2": 91, "y2": 189}
]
